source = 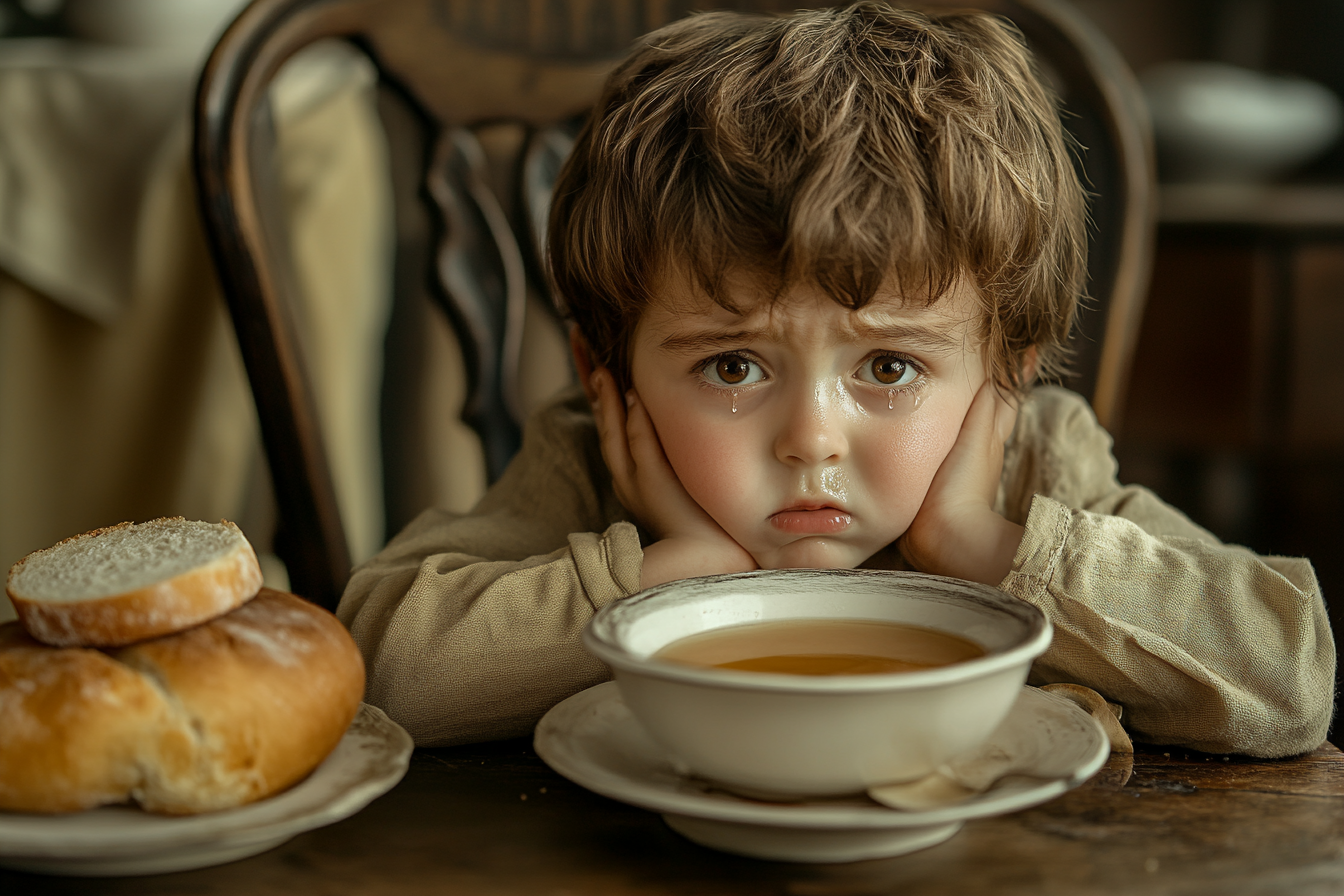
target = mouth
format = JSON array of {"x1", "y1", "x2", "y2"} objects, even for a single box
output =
[{"x1": 768, "y1": 504, "x2": 853, "y2": 535}]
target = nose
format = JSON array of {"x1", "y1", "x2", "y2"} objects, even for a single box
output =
[{"x1": 774, "y1": 377, "x2": 850, "y2": 467}]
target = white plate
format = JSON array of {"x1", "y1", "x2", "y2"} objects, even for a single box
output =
[
  {"x1": 535, "y1": 682, "x2": 1108, "y2": 863},
  {"x1": 0, "y1": 703, "x2": 413, "y2": 877}
]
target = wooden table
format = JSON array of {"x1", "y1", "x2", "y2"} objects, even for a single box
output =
[{"x1": 4, "y1": 738, "x2": 1343, "y2": 895}]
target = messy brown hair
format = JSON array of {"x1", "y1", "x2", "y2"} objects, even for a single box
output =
[{"x1": 548, "y1": 1, "x2": 1087, "y2": 392}]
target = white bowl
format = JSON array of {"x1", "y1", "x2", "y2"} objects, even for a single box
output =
[
  {"x1": 1143, "y1": 61, "x2": 1344, "y2": 183},
  {"x1": 583, "y1": 569, "x2": 1051, "y2": 799}
]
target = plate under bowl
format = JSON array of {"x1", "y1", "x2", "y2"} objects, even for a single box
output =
[{"x1": 535, "y1": 681, "x2": 1109, "y2": 863}]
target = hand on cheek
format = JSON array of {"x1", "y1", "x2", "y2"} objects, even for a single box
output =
[
  {"x1": 897, "y1": 380, "x2": 1026, "y2": 586},
  {"x1": 589, "y1": 368, "x2": 757, "y2": 588}
]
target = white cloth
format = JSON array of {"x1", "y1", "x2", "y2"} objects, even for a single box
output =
[
  {"x1": 0, "y1": 38, "x2": 377, "y2": 324},
  {"x1": 0, "y1": 38, "x2": 394, "y2": 621},
  {"x1": 0, "y1": 38, "x2": 197, "y2": 323}
]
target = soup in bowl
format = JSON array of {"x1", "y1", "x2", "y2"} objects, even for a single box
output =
[{"x1": 582, "y1": 568, "x2": 1051, "y2": 799}]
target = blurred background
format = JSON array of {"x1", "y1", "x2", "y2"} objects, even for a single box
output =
[
  {"x1": 1075, "y1": 0, "x2": 1344, "y2": 698},
  {"x1": 0, "y1": 0, "x2": 1341, "y2": 735}
]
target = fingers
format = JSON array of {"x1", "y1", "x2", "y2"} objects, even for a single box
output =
[
  {"x1": 959, "y1": 380, "x2": 1018, "y2": 453},
  {"x1": 922, "y1": 379, "x2": 1015, "y2": 516},
  {"x1": 937, "y1": 381, "x2": 998, "y2": 480},
  {"x1": 591, "y1": 369, "x2": 670, "y2": 487},
  {"x1": 590, "y1": 370, "x2": 682, "y2": 526},
  {"x1": 898, "y1": 379, "x2": 1023, "y2": 583},
  {"x1": 960, "y1": 379, "x2": 998, "y2": 440},
  {"x1": 589, "y1": 372, "x2": 745, "y2": 555},
  {"x1": 623, "y1": 390, "x2": 677, "y2": 482}
]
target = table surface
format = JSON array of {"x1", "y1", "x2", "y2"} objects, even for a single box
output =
[{"x1": 4, "y1": 735, "x2": 1343, "y2": 896}]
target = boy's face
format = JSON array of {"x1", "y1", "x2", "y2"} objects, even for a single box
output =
[{"x1": 628, "y1": 267, "x2": 991, "y2": 570}]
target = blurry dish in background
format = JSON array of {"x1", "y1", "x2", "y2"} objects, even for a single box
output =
[
  {"x1": 62, "y1": 0, "x2": 247, "y2": 55},
  {"x1": 1142, "y1": 61, "x2": 1343, "y2": 184},
  {"x1": 0, "y1": 0, "x2": 64, "y2": 37}
]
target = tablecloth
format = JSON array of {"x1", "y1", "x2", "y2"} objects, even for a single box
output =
[{"x1": 0, "y1": 37, "x2": 393, "y2": 620}]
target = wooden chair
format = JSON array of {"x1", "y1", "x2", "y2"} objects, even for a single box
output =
[{"x1": 193, "y1": 0, "x2": 1155, "y2": 610}]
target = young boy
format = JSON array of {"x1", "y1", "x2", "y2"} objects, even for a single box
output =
[{"x1": 337, "y1": 3, "x2": 1334, "y2": 756}]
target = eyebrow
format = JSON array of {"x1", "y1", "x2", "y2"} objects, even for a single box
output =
[
  {"x1": 657, "y1": 323, "x2": 968, "y2": 354},
  {"x1": 851, "y1": 324, "x2": 968, "y2": 352},
  {"x1": 658, "y1": 330, "x2": 763, "y2": 353}
]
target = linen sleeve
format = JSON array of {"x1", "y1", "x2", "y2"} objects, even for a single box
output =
[
  {"x1": 999, "y1": 389, "x2": 1335, "y2": 758},
  {"x1": 336, "y1": 389, "x2": 644, "y2": 746}
]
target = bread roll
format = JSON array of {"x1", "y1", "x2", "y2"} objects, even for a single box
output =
[
  {"x1": 7, "y1": 518, "x2": 264, "y2": 647},
  {"x1": 0, "y1": 588, "x2": 366, "y2": 814}
]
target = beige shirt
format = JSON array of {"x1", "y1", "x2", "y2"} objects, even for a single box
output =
[{"x1": 338, "y1": 385, "x2": 1335, "y2": 757}]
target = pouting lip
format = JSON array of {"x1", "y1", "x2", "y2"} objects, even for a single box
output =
[
  {"x1": 769, "y1": 502, "x2": 850, "y2": 518},
  {"x1": 768, "y1": 505, "x2": 854, "y2": 535}
]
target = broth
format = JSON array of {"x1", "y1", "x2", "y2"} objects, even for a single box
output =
[{"x1": 653, "y1": 618, "x2": 985, "y2": 676}]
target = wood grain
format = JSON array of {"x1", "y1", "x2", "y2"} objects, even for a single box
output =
[{"x1": 6, "y1": 740, "x2": 1342, "y2": 894}]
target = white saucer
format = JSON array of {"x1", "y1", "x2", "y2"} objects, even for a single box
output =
[
  {"x1": 0, "y1": 703, "x2": 413, "y2": 877},
  {"x1": 535, "y1": 682, "x2": 1108, "y2": 863}
]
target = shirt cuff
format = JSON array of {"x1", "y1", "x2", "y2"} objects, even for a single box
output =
[
  {"x1": 1000, "y1": 494, "x2": 1072, "y2": 603},
  {"x1": 569, "y1": 522, "x2": 644, "y2": 610}
]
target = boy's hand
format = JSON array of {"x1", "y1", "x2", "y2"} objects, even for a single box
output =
[
  {"x1": 590, "y1": 368, "x2": 757, "y2": 588},
  {"x1": 898, "y1": 379, "x2": 1026, "y2": 586}
]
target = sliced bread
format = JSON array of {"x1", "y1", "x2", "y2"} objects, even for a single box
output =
[{"x1": 6, "y1": 518, "x2": 264, "y2": 647}]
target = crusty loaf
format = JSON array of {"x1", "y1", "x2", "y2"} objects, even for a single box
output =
[
  {"x1": 0, "y1": 588, "x2": 366, "y2": 814},
  {"x1": 7, "y1": 518, "x2": 264, "y2": 647}
]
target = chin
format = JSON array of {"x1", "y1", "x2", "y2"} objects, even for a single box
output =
[{"x1": 752, "y1": 538, "x2": 870, "y2": 571}]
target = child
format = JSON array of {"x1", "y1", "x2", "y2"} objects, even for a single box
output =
[{"x1": 337, "y1": 3, "x2": 1334, "y2": 756}]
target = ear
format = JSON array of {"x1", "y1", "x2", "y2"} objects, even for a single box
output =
[
  {"x1": 570, "y1": 324, "x2": 598, "y2": 403},
  {"x1": 1019, "y1": 346, "x2": 1039, "y2": 387}
]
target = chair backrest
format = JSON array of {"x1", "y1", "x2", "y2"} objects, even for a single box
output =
[{"x1": 194, "y1": 0, "x2": 1155, "y2": 610}]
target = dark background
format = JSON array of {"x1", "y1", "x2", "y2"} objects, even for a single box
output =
[{"x1": 1076, "y1": 0, "x2": 1344, "y2": 745}]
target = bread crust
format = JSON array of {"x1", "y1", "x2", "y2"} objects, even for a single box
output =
[
  {"x1": 0, "y1": 589, "x2": 365, "y2": 814},
  {"x1": 7, "y1": 520, "x2": 264, "y2": 648},
  {"x1": 0, "y1": 625, "x2": 190, "y2": 813}
]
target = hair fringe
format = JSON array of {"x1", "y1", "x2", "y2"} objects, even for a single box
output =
[{"x1": 549, "y1": 2, "x2": 1088, "y2": 392}]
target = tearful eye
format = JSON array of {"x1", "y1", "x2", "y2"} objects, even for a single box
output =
[
  {"x1": 861, "y1": 355, "x2": 918, "y2": 387},
  {"x1": 717, "y1": 357, "x2": 751, "y2": 384},
  {"x1": 704, "y1": 355, "x2": 764, "y2": 387}
]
